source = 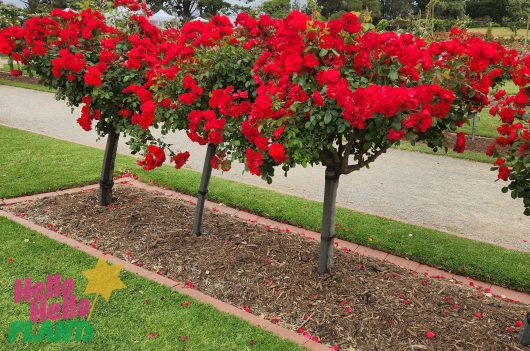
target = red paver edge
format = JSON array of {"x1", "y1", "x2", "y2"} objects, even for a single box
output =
[{"x1": 2, "y1": 177, "x2": 530, "y2": 309}]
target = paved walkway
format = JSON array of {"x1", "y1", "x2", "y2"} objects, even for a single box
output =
[{"x1": 1, "y1": 85, "x2": 529, "y2": 250}]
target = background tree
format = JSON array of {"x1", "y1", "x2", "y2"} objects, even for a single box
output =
[
  {"x1": 465, "y1": 0, "x2": 508, "y2": 24},
  {"x1": 318, "y1": 0, "x2": 381, "y2": 19},
  {"x1": 504, "y1": 0, "x2": 530, "y2": 34},
  {"x1": 380, "y1": 0, "x2": 411, "y2": 19},
  {"x1": 434, "y1": 0, "x2": 464, "y2": 19},
  {"x1": 0, "y1": 2, "x2": 22, "y2": 28},
  {"x1": 261, "y1": 0, "x2": 291, "y2": 18},
  {"x1": 148, "y1": 0, "x2": 233, "y2": 20}
]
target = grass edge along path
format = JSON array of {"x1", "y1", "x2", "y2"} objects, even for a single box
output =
[
  {"x1": 0, "y1": 217, "x2": 304, "y2": 351},
  {"x1": 0, "y1": 78, "x2": 55, "y2": 93},
  {"x1": 1, "y1": 125, "x2": 529, "y2": 294}
]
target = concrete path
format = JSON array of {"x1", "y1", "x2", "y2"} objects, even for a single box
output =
[{"x1": 1, "y1": 85, "x2": 529, "y2": 251}]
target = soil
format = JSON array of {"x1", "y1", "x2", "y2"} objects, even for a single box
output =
[
  {"x1": 443, "y1": 132, "x2": 504, "y2": 154},
  {"x1": 0, "y1": 71, "x2": 41, "y2": 85},
  {"x1": 5, "y1": 184, "x2": 529, "y2": 351}
]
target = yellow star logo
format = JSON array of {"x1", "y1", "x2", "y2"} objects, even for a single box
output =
[{"x1": 82, "y1": 258, "x2": 126, "y2": 320}]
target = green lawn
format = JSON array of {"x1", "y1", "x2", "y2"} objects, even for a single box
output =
[
  {"x1": 0, "y1": 218, "x2": 302, "y2": 350},
  {"x1": 0, "y1": 78, "x2": 54, "y2": 92},
  {"x1": 1, "y1": 125, "x2": 529, "y2": 293},
  {"x1": 457, "y1": 80, "x2": 519, "y2": 139},
  {"x1": 468, "y1": 27, "x2": 529, "y2": 38},
  {"x1": 394, "y1": 141, "x2": 494, "y2": 163}
]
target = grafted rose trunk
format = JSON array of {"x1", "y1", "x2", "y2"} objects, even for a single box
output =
[
  {"x1": 99, "y1": 131, "x2": 120, "y2": 206},
  {"x1": 192, "y1": 143, "x2": 217, "y2": 236},
  {"x1": 318, "y1": 167, "x2": 340, "y2": 275},
  {"x1": 520, "y1": 312, "x2": 530, "y2": 345}
]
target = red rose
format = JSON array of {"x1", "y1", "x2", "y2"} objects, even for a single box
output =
[
  {"x1": 453, "y1": 132, "x2": 466, "y2": 153},
  {"x1": 137, "y1": 145, "x2": 166, "y2": 170},
  {"x1": 83, "y1": 66, "x2": 102, "y2": 86},
  {"x1": 272, "y1": 125, "x2": 285, "y2": 140},
  {"x1": 255, "y1": 136, "x2": 269, "y2": 151},
  {"x1": 493, "y1": 90, "x2": 506, "y2": 100},
  {"x1": 303, "y1": 53, "x2": 319, "y2": 68},
  {"x1": 269, "y1": 143, "x2": 287, "y2": 164},
  {"x1": 141, "y1": 101, "x2": 156, "y2": 115},
  {"x1": 312, "y1": 90, "x2": 324, "y2": 107},
  {"x1": 514, "y1": 90, "x2": 529, "y2": 107},
  {"x1": 245, "y1": 148, "x2": 263, "y2": 176},
  {"x1": 494, "y1": 158, "x2": 505, "y2": 166},
  {"x1": 10, "y1": 69, "x2": 22, "y2": 77},
  {"x1": 171, "y1": 152, "x2": 190, "y2": 169},
  {"x1": 498, "y1": 165, "x2": 510, "y2": 180},
  {"x1": 387, "y1": 129, "x2": 405, "y2": 141},
  {"x1": 208, "y1": 131, "x2": 223, "y2": 144}
]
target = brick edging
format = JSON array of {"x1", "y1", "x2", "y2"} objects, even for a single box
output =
[{"x1": 2, "y1": 178, "x2": 529, "y2": 308}]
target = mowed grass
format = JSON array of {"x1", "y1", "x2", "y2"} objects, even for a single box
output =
[
  {"x1": 1, "y1": 125, "x2": 529, "y2": 293},
  {"x1": 0, "y1": 218, "x2": 303, "y2": 351},
  {"x1": 0, "y1": 78, "x2": 54, "y2": 92},
  {"x1": 468, "y1": 27, "x2": 529, "y2": 38},
  {"x1": 394, "y1": 142, "x2": 494, "y2": 163},
  {"x1": 457, "y1": 80, "x2": 520, "y2": 139}
]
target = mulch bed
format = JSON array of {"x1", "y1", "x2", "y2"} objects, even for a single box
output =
[
  {"x1": 444, "y1": 132, "x2": 503, "y2": 154},
  {"x1": 0, "y1": 71, "x2": 41, "y2": 85},
  {"x1": 5, "y1": 184, "x2": 529, "y2": 350}
]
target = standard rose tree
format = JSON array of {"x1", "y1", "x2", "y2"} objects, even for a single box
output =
[
  {"x1": 0, "y1": 1, "x2": 181, "y2": 205},
  {"x1": 229, "y1": 13, "x2": 519, "y2": 274},
  {"x1": 487, "y1": 56, "x2": 530, "y2": 215},
  {"x1": 152, "y1": 17, "x2": 259, "y2": 235}
]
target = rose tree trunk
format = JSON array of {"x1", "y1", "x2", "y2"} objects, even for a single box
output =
[
  {"x1": 318, "y1": 167, "x2": 340, "y2": 275},
  {"x1": 99, "y1": 131, "x2": 120, "y2": 206},
  {"x1": 192, "y1": 143, "x2": 217, "y2": 236}
]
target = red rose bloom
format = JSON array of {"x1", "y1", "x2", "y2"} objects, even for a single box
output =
[
  {"x1": 498, "y1": 165, "x2": 510, "y2": 180},
  {"x1": 387, "y1": 129, "x2": 405, "y2": 141},
  {"x1": 269, "y1": 143, "x2": 287, "y2": 164},
  {"x1": 171, "y1": 151, "x2": 190, "y2": 169},
  {"x1": 312, "y1": 90, "x2": 325, "y2": 107},
  {"x1": 245, "y1": 148, "x2": 263, "y2": 176},
  {"x1": 137, "y1": 145, "x2": 166, "y2": 170},
  {"x1": 83, "y1": 66, "x2": 103, "y2": 86},
  {"x1": 453, "y1": 132, "x2": 466, "y2": 153}
]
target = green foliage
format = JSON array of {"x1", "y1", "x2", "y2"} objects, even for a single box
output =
[
  {"x1": 465, "y1": 0, "x2": 508, "y2": 24},
  {"x1": 318, "y1": 0, "x2": 380, "y2": 19},
  {"x1": 260, "y1": 0, "x2": 291, "y2": 18},
  {"x1": 0, "y1": 3, "x2": 22, "y2": 28},
  {"x1": 380, "y1": 0, "x2": 411, "y2": 19},
  {"x1": 147, "y1": 0, "x2": 233, "y2": 20},
  {"x1": 504, "y1": 0, "x2": 530, "y2": 34},
  {"x1": 433, "y1": 0, "x2": 465, "y2": 20}
]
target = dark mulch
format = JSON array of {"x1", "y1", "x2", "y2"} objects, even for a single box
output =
[
  {"x1": 0, "y1": 71, "x2": 41, "y2": 85},
  {"x1": 6, "y1": 185, "x2": 529, "y2": 350},
  {"x1": 444, "y1": 132, "x2": 503, "y2": 154}
]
